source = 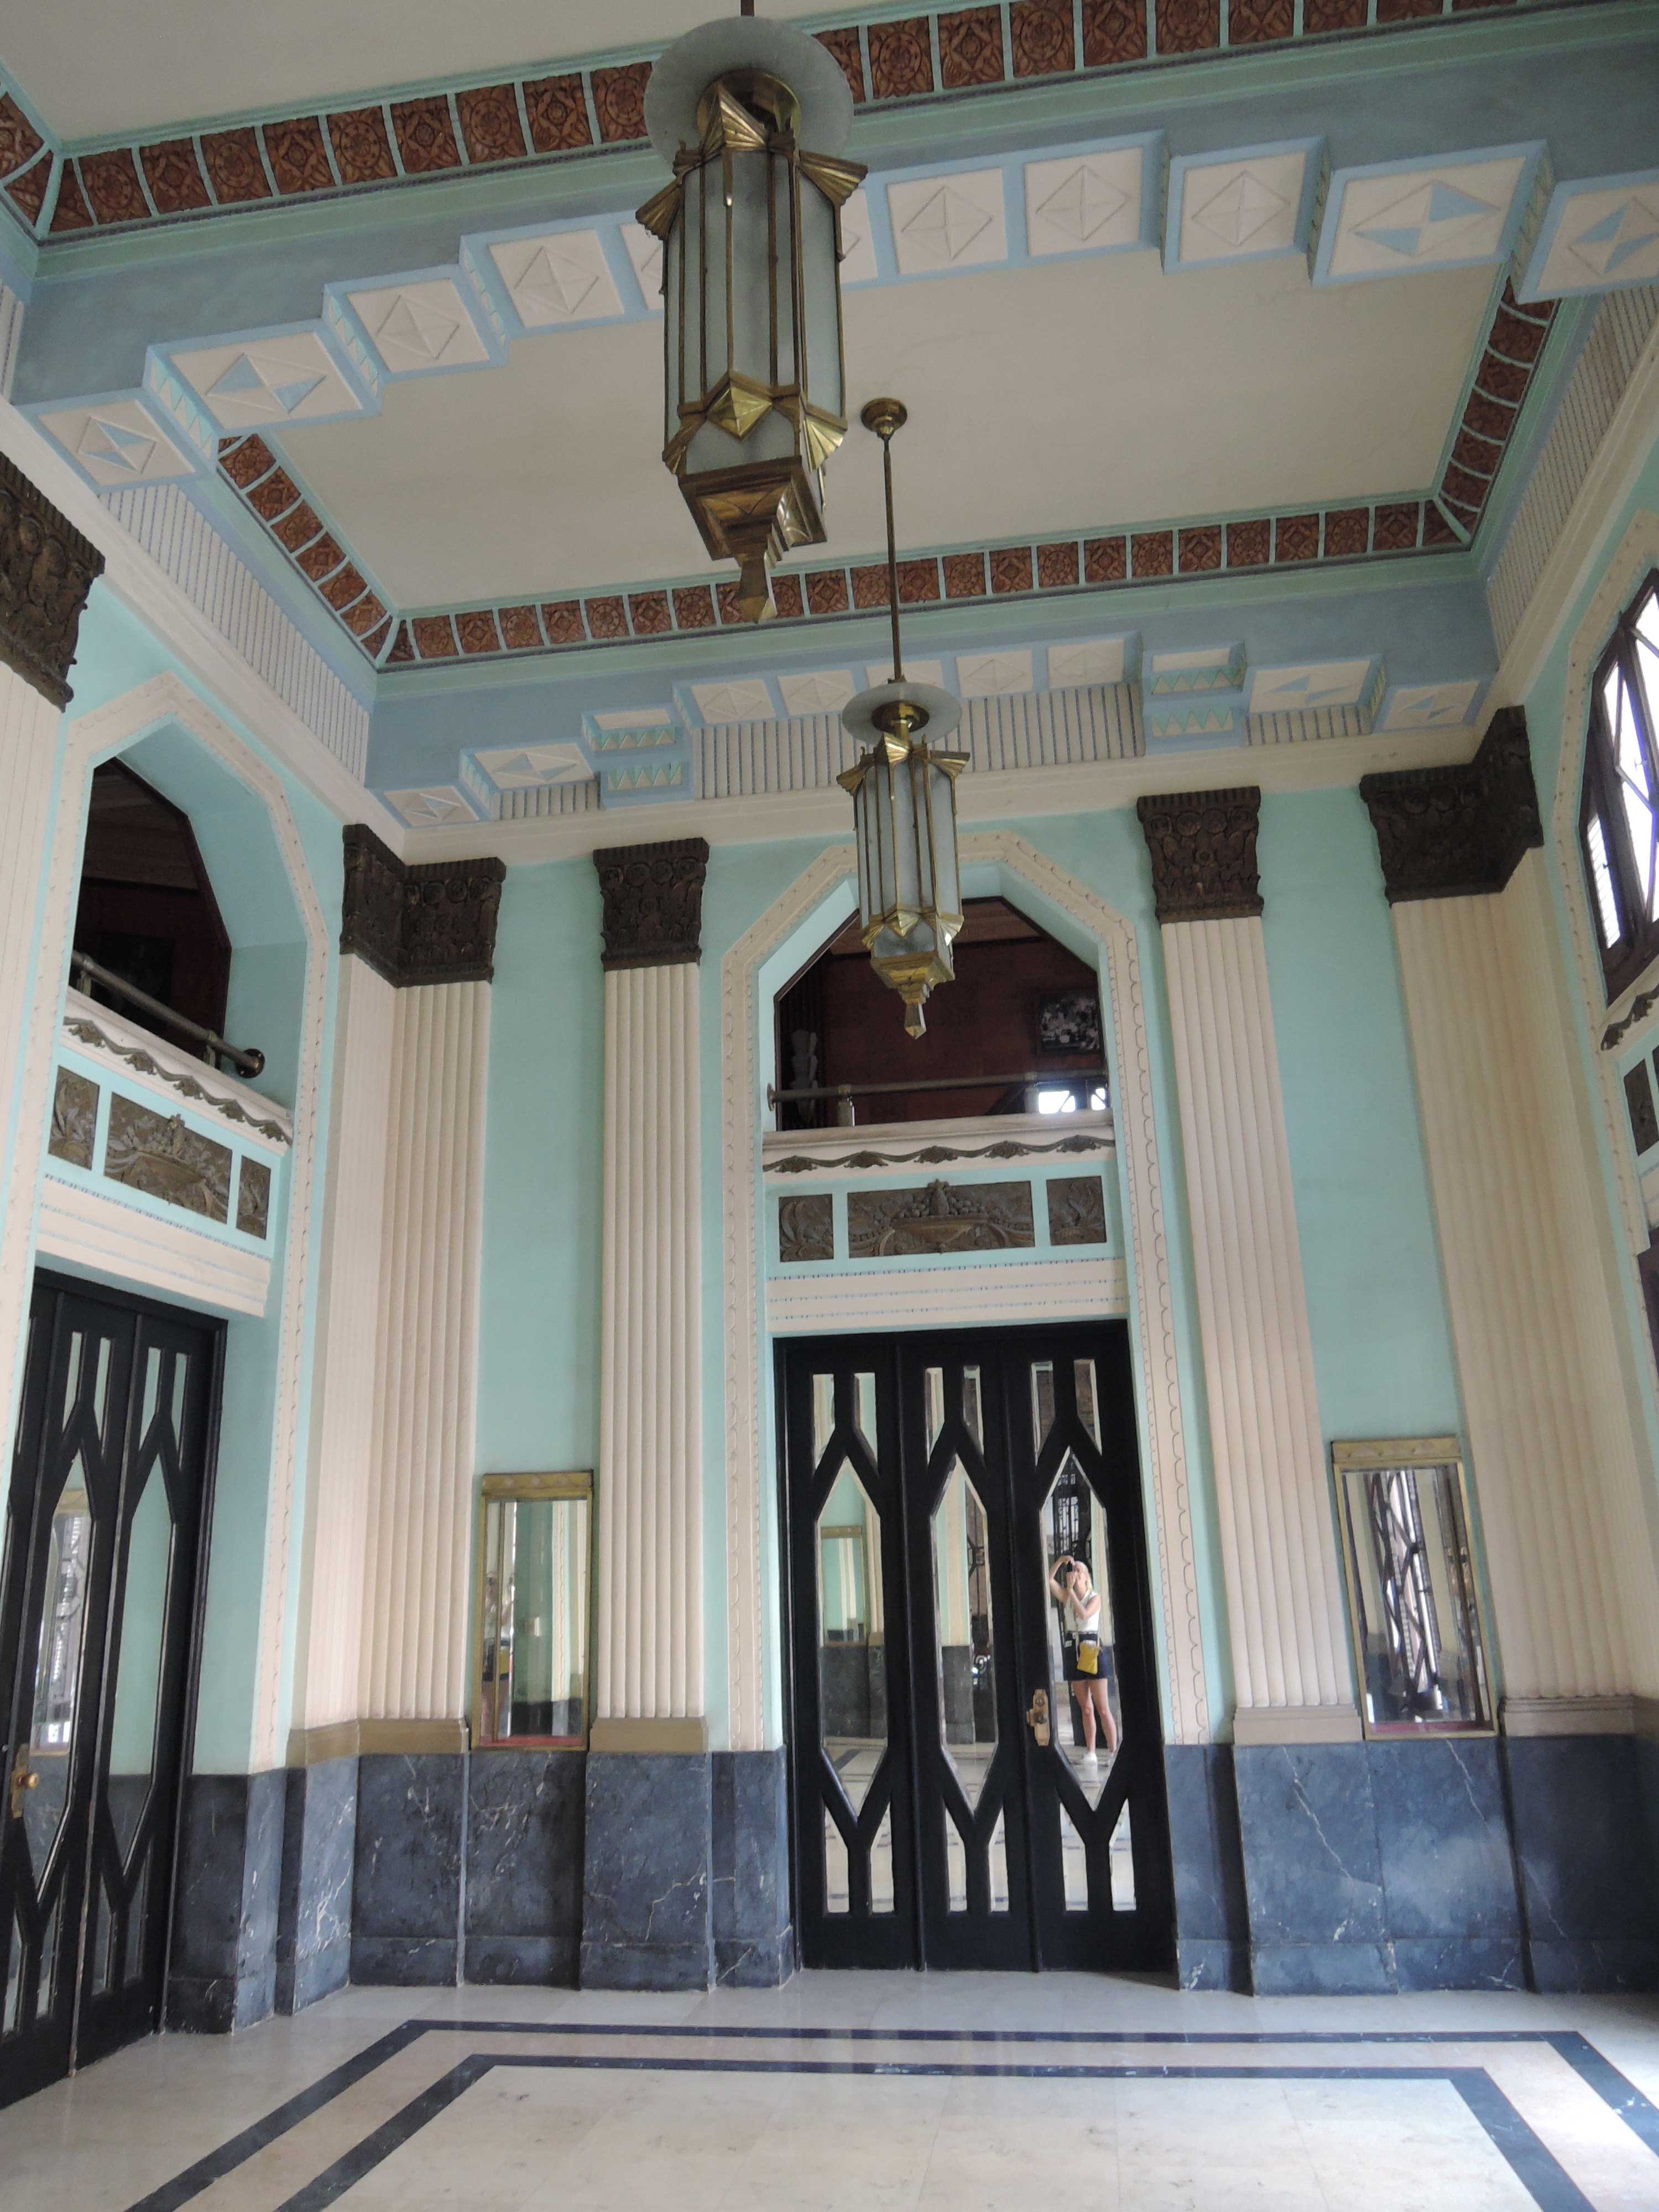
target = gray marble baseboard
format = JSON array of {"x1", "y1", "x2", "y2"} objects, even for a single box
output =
[
  {"x1": 351, "y1": 1752, "x2": 465, "y2": 1987},
  {"x1": 276, "y1": 1756, "x2": 357, "y2": 2016},
  {"x1": 1175, "y1": 1938, "x2": 1249, "y2": 1992},
  {"x1": 581, "y1": 1752, "x2": 713, "y2": 1991},
  {"x1": 1250, "y1": 1940, "x2": 1396, "y2": 1997},
  {"x1": 1392, "y1": 1936, "x2": 1525, "y2": 1992},
  {"x1": 1526, "y1": 1938, "x2": 1659, "y2": 1992},
  {"x1": 579, "y1": 1937, "x2": 716, "y2": 1990},
  {"x1": 167, "y1": 1769, "x2": 285, "y2": 2034},
  {"x1": 349, "y1": 1934, "x2": 461, "y2": 1985},
  {"x1": 467, "y1": 1934, "x2": 581, "y2": 1985},
  {"x1": 712, "y1": 1749, "x2": 794, "y2": 1990},
  {"x1": 465, "y1": 1750, "x2": 584, "y2": 1989}
]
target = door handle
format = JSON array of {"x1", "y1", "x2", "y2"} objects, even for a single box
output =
[
  {"x1": 8, "y1": 1745, "x2": 38, "y2": 1820},
  {"x1": 1026, "y1": 1688, "x2": 1050, "y2": 1747}
]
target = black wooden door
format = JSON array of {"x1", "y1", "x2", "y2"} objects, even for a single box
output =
[
  {"x1": 781, "y1": 1321, "x2": 1171, "y2": 1973},
  {"x1": 0, "y1": 1275, "x2": 220, "y2": 2106}
]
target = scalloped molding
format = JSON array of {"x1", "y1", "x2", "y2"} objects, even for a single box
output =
[{"x1": 719, "y1": 832, "x2": 1210, "y2": 1752}]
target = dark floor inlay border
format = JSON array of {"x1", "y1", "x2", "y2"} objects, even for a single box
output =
[{"x1": 121, "y1": 2017, "x2": 1659, "y2": 2212}]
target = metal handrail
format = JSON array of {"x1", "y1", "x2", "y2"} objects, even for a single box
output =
[
  {"x1": 69, "y1": 951, "x2": 265, "y2": 1080},
  {"x1": 768, "y1": 1066, "x2": 1108, "y2": 1117}
]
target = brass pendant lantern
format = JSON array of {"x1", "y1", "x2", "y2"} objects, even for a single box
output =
[
  {"x1": 837, "y1": 400, "x2": 969, "y2": 1039},
  {"x1": 637, "y1": 14, "x2": 866, "y2": 622}
]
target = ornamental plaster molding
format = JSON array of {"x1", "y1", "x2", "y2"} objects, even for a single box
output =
[
  {"x1": 0, "y1": 452, "x2": 103, "y2": 707},
  {"x1": 61, "y1": 986, "x2": 293, "y2": 1146},
  {"x1": 1550, "y1": 505, "x2": 1659, "y2": 1254},
  {"x1": 719, "y1": 832, "x2": 1209, "y2": 1752},
  {"x1": 340, "y1": 820, "x2": 506, "y2": 985},
  {"x1": 1360, "y1": 707, "x2": 1543, "y2": 902},
  {"x1": 594, "y1": 834, "x2": 709, "y2": 968},
  {"x1": 20, "y1": 670, "x2": 328, "y2": 1772},
  {"x1": 1135, "y1": 786, "x2": 1263, "y2": 922}
]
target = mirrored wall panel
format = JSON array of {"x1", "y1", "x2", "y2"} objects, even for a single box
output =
[
  {"x1": 476, "y1": 1473, "x2": 592, "y2": 1747},
  {"x1": 1332, "y1": 1438, "x2": 1493, "y2": 1738}
]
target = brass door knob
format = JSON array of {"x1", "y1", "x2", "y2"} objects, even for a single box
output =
[
  {"x1": 1025, "y1": 1688, "x2": 1050, "y2": 1747},
  {"x1": 8, "y1": 1746, "x2": 38, "y2": 1821}
]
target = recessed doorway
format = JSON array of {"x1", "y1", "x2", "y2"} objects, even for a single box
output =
[{"x1": 779, "y1": 1322, "x2": 1172, "y2": 1973}]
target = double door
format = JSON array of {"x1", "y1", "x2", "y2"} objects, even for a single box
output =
[
  {"x1": 0, "y1": 1275, "x2": 219, "y2": 2107},
  {"x1": 781, "y1": 1322, "x2": 1171, "y2": 1973}
]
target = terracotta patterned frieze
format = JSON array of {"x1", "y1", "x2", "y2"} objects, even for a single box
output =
[
  {"x1": 848, "y1": 1178, "x2": 1035, "y2": 1258},
  {"x1": 0, "y1": 454, "x2": 105, "y2": 708},
  {"x1": 48, "y1": 1068, "x2": 98, "y2": 1169},
  {"x1": 1136, "y1": 786, "x2": 1264, "y2": 924},
  {"x1": 779, "y1": 1193, "x2": 835, "y2": 1265},
  {"x1": 7, "y1": 0, "x2": 1543, "y2": 241},
  {"x1": 593, "y1": 836, "x2": 709, "y2": 970},
  {"x1": 1360, "y1": 706, "x2": 1542, "y2": 903},
  {"x1": 105, "y1": 1093, "x2": 233, "y2": 1223},
  {"x1": 340, "y1": 821, "x2": 507, "y2": 985}
]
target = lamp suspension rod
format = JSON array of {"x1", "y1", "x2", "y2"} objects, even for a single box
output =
[{"x1": 879, "y1": 419, "x2": 903, "y2": 683}]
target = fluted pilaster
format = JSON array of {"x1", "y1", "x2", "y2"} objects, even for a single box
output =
[
  {"x1": 1392, "y1": 859, "x2": 1659, "y2": 1701},
  {"x1": 1139, "y1": 787, "x2": 1356, "y2": 1739}
]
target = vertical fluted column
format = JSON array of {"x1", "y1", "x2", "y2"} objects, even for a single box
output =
[
  {"x1": 590, "y1": 839, "x2": 709, "y2": 1741},
  {"x1": 1364, "y1": 719, "x2": 1659, "y2": 1711},
  {"x1": 0, "y1": 461, "x2": 102, "y2": 1447},
  {"x1": 1138, "y1": 789, "x2": 1357, "y2": 1741}
]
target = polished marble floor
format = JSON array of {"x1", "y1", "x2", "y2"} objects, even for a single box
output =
[{"x1": 4, "y1": 1975, "x2": 1659, "y2": 2210}]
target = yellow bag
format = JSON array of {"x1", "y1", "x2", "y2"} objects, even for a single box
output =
[{"x1": 1076, "y1": 1634, "x2": 1099, "y2": 1677}]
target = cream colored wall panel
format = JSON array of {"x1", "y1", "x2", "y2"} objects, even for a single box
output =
[
  {"x1": 1394, "y1": 859, "x2": 1659, "y2": 1702},
  {"x1": 766, "y1": 1256, "x2": 1128, "y2": 1335},
  {"x1": 596, "y1": 962, "x2": 703, "y2": 1725},
  {"x1": 35, "y1": 1177, "x2": 271, "y2": 1316},
  {"x1": 291, "y1": 953, "x2": 396, "y2": 1736},
  {"x1": 360, "y1": 979, "x2": 491, "y2": 1724},
  {"x1": 1162, "y1": 916, "x2": 1355, "y2": 1730}
]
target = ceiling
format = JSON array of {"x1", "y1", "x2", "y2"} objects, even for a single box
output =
[
  {"x1": 281, "y1": 252, "x2": 1489, "y2": 609},
  {"x1": 2, "y1": 0, "x2": 841, "y2": 140}
]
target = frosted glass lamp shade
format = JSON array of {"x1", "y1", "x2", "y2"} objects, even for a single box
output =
[{"x1": 838, "y1": 724, "x2": 968, "y2": 1037}]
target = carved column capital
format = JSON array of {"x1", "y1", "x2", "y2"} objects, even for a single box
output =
[
  {"x1": 594, "y1": 837, "x2": 709, "y2": 970},
  {"x1": 0, "y1": 456, "x2": 105, "y2": 709},
  {"x1": 1135, "y1": 787, "x2": 1263, "y2": 924},
  {"x1": 340, "y1": 824, "x2": 506, "y2": 987},
  {"x1": 1360, "y1": 708, "x2": 1542, "y2": 904}
]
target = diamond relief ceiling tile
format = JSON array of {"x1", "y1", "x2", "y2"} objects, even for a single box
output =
[
  {"x1": 172, "y1": 330, "x2": 363, "y2": 428},
  {"x1": 1375, "y1": 680, "x2": 1481, "y2": 732},
  {"x1": 839, "y1": 189, "x2": 879, "y2": 285},
  {"x1": 1246, "y1": 659, "x2": 1375, "y2": 714},
  {"x1": 382, "y1": 785, "x2": 478, "y2": 826},
  {"x1": 690, "y1": 679, "x2": 776, "y2": 725},
  {"x1": 622, "y1": 223, "x2": 665, "y2": 310},
  {"x1": 1047, "y1": 638, "x2": 1128, "y2": 688},
  {"x1": 888, "y1": 169, "x2": 1008, "y2": 274},
  {"x1": 1176, "y1": 149, "x2": 1308, "y2": 264},
  {"x1": 958, "y1": 649, "x2": 1035, "y2": 697},
  {"x1": 1322, "y1": 154, "x2": 1530, "y2": 280},
  {"x1": 491, "y1": 230, "x2": 624, "y2": 329},
  {"x1": 38, "y1": 398, "x2": 198, "y2": 487},
  {"x1": 347, "y1": 278, "x2": 491, "y2": 373},
  {"x1": 778, "y1": 669, "x2": 859, "y2": 715},
  {"x1": 471, "y1": 743, "x2": 588, "y2": 789},
  {"x1": 1024, "y1": 147, "x2": 1144, "y2": 258},
  {"x1": 1524, "y1": 174, "x2": 1659, "y2": 298}
]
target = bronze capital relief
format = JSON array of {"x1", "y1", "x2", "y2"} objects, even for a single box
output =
[
  {"x1": 1359, "y1": 708, "x2": 1542, "y2": 904},
  {"x1": 1046, "y1": 1176, "x2": 1108, "y2": 1247},
  {"x1": 847, "y1": 1178, "x2": 1035, "y2": 1259},
  {"x1": 1135, "y1": 786, "x2": 1264, "y2": 924},
  {"x1": 48, "y1": 1068, "x2": 98, "y2": 1169},
  {"x1": 104, "y1": 1094, "x2": 232, "y2": 1223},
  {"x1": 0, "y1": 455, "x2": 104, "y2": 710},
  {"x1": 779, "y1": 1193, "x2": 834, "y2": 1264},
  {"x1": 593, "y1": 837, "x2": 709, "y2": 970},
  {"x1": 341, "y1": 823, "x2": 507, "y2": 987}
]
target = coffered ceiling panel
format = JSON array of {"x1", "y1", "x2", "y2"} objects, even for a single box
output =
[{"x1": 276, "y1": 249, "x2": 1491, "y2": 609}]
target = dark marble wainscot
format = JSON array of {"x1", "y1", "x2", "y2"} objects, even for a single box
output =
[
  {"x1": 1505, "y1": 1733, "x2": 1659, "y2": 1992},
  {"x1": 351, "y1": 1752, "x2": 466, "y2": 1985},
  {"x1": 1234, "y1": 1742, "x2": 1393, "y2": 1995},
  {"x1": 276, "y1": 1755, "x2": 357, "y2": 2013},
  {"x1": 580, "y1": 1752, "x2": 713, "y2": 1989},
  {"x1": 1163, "y1": 1744, "x2": 1249, "y2": 1991},
  {"x1": 465, "y1": 1749, "x2": 586, "y2": 1985},
  {"x1": 1368, "y1": 1737, "x2": 1524, "y2": 1991},
  {"x1": 168, "y1": 1769, "x2": 285, "y2": 2031},
  {"x1": 712, "y1": 1749, "x2": 795, "y2": 1987}
]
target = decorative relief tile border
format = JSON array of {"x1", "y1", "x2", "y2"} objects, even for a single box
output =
[{"x1": 2, "y1": 0, "x2": 1540, "y2": 242}]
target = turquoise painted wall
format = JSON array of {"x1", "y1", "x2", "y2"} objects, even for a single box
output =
[
  {"x1": 1258, "y1": 789, "x2": 1463, "y2": 1442},
  {"x1": 48, "y1": 587, "x2": 346, "y2": 1772},
  {"x1": 475, "y1": 854, "x2": 606, "y2": 1479}
]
